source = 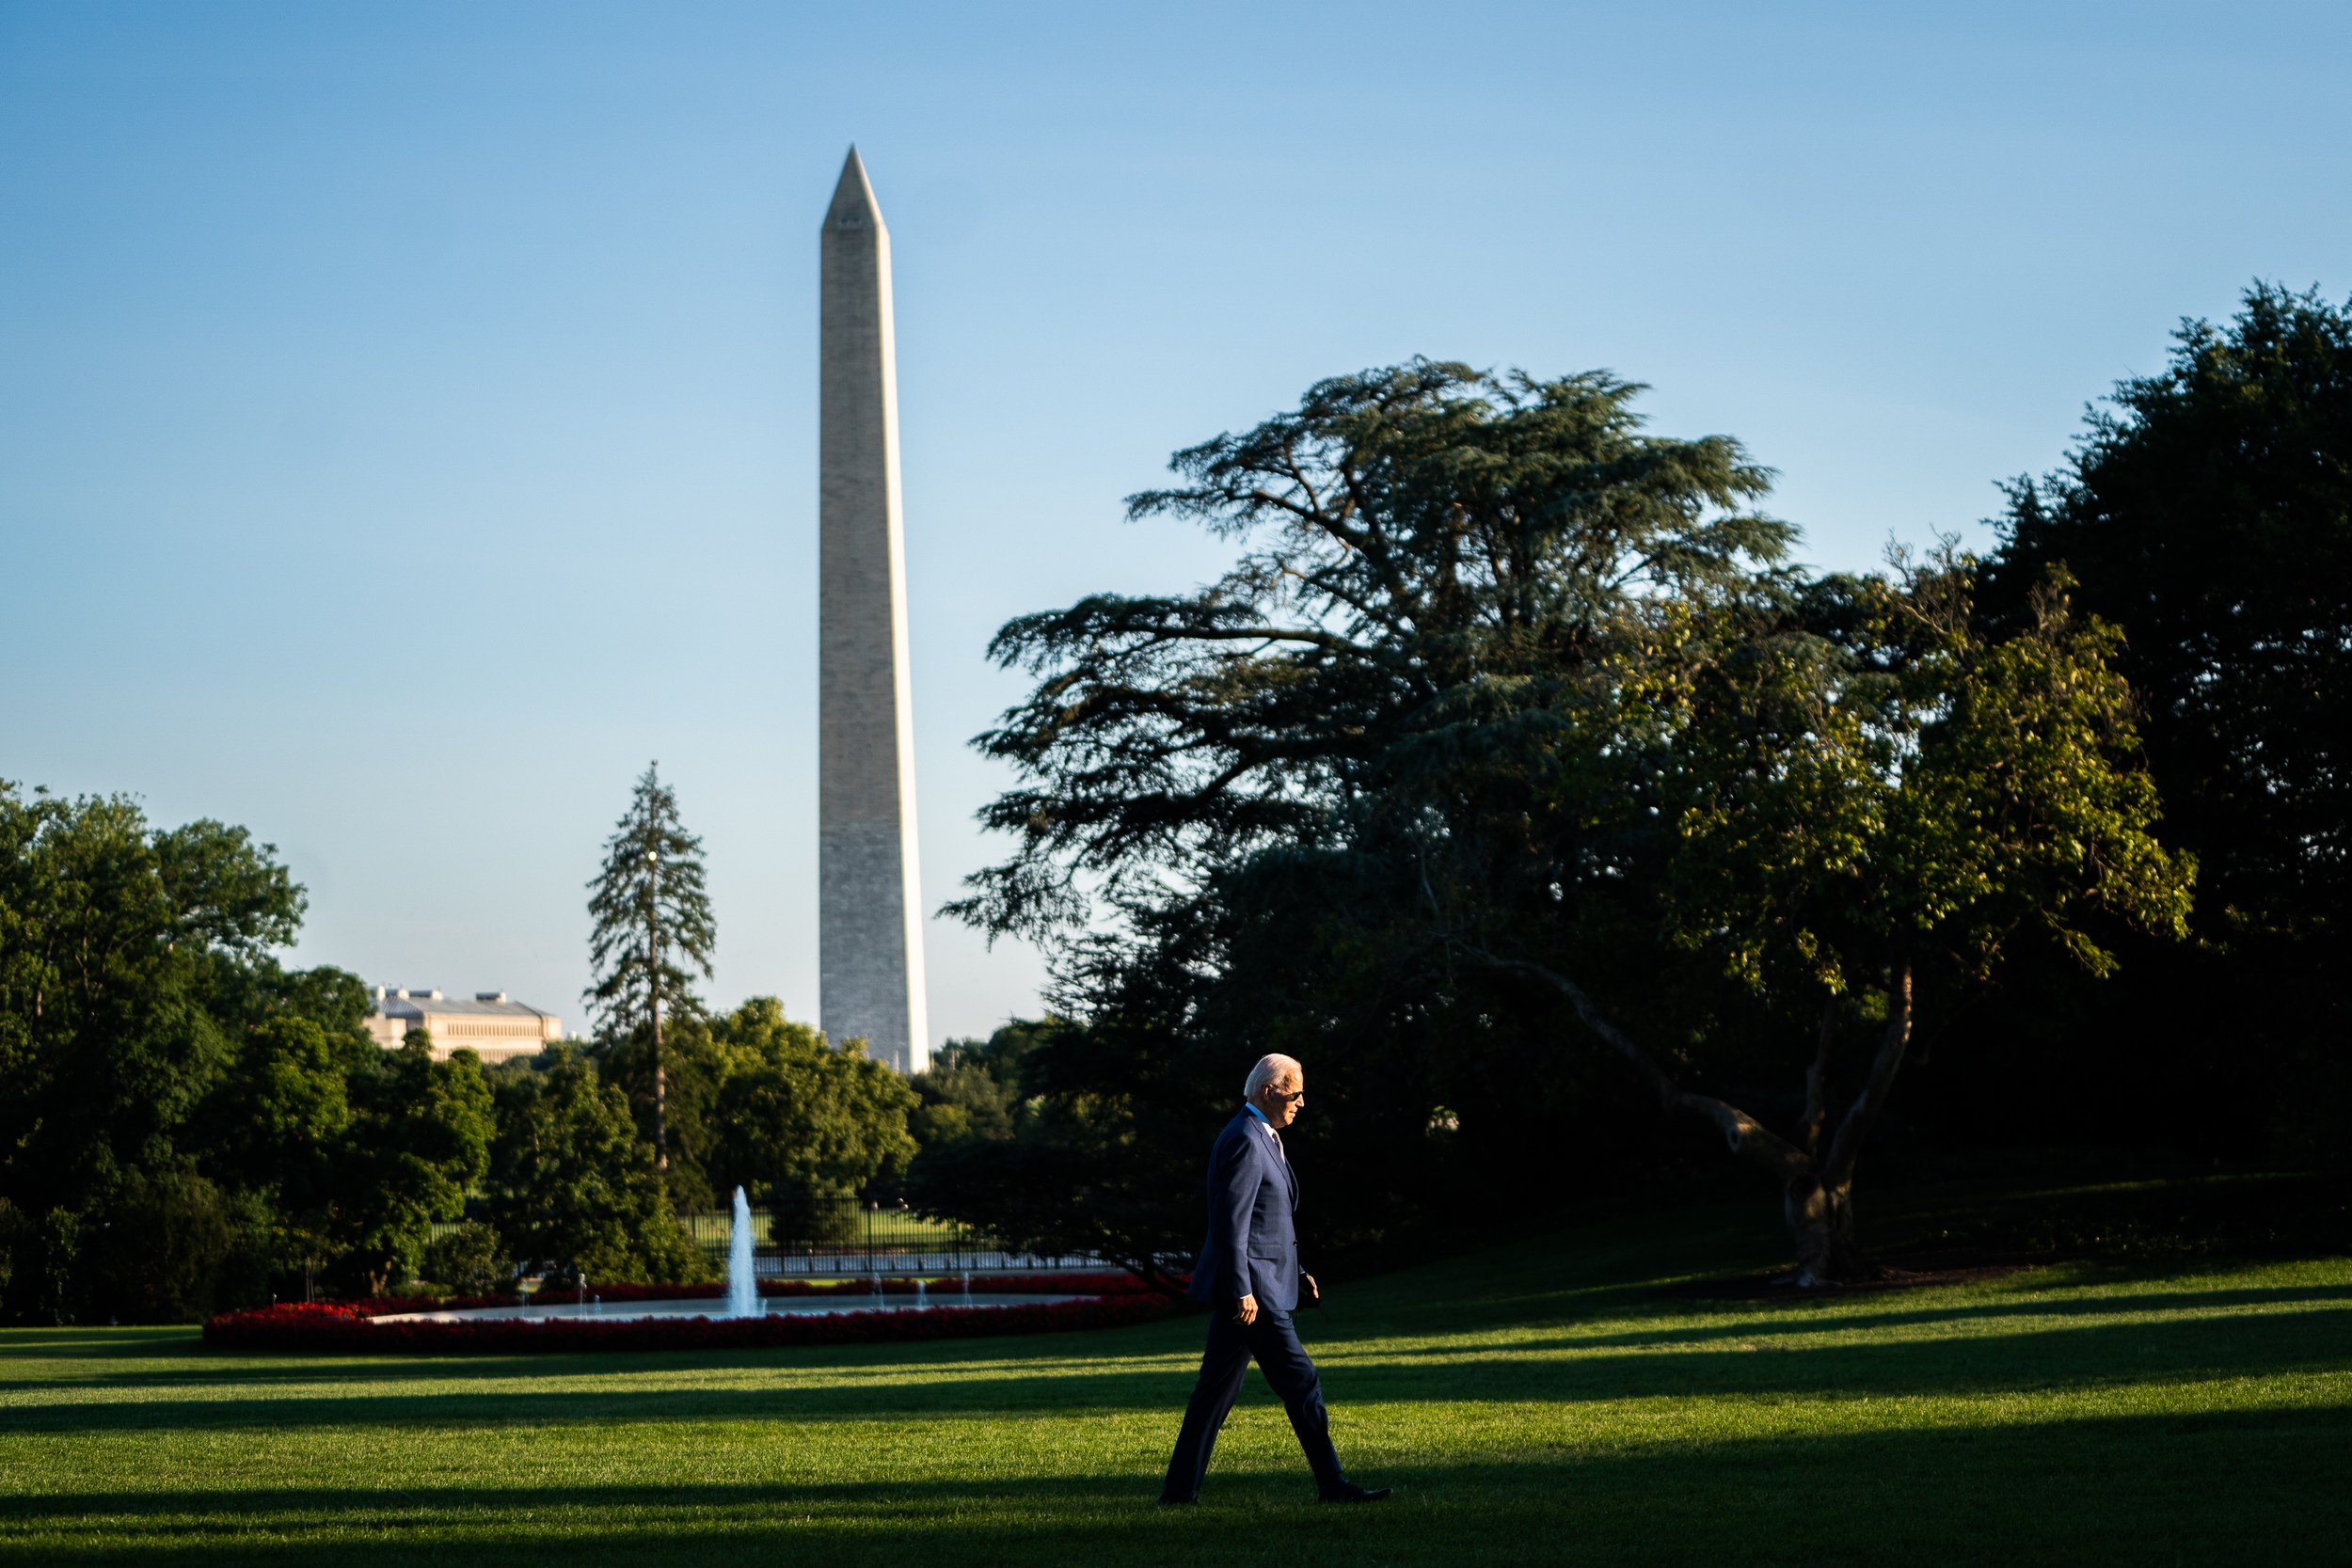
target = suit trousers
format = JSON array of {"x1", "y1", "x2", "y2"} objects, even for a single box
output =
[{"x1": 1162, "y1": 1306, "x2": 1343, "y2": 1498}]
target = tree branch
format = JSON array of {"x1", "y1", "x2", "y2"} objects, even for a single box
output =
[
  {"x1": 1126, "y1": 622, "x2": 1371, "y2": 656},
  {"x1": 1465, "y1": 950, "x2": 1810, "y2": 1179},
  {"x1": 1246, "y1": 486, "x2": 1327, "y2": 524},
  {"x1": 1822, "y1": 963, "x2": 1913, "y2": 1188},
  {"x1": 1801, "y1": 999, "x2": 1835, "y2": 1159}
]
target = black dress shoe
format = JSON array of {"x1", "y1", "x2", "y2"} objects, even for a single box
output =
[
  {"x1": 1156, "y1": 1493, "x2": 1199, "y2": 1507},
  {"x1": 1318, "y1": 1481, "x2": 1392, "y2": 1503}
]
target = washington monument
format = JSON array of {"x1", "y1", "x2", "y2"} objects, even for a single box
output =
[{"x1": 818, "y1": 146, "x2": 929, "y2": 1074}]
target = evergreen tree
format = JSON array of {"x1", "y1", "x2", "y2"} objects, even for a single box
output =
[{"x1": 584, "y1": 764, "x2": 715, "y2": 1175}]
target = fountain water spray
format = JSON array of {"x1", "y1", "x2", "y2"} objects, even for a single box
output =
[{"x1": 727, "y1": 1186, "x2": 758, "y2": 1318}]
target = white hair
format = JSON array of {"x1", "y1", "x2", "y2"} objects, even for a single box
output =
[{"x1": 1243, "y1": 1053, "x2": 1303, "y2": 1100}]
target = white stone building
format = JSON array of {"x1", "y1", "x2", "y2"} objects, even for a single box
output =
[{"x1": 366, "y1": 987, "x2": 562, "y2": 1064}]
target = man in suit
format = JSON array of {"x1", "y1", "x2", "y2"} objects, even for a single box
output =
[{"x1": 1159, "y1": 1053, "x2": 1391, "y2": 1506}]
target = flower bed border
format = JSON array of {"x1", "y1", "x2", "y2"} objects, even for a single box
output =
[{"x1": 203, "y1": 1275, "x2": 1177, "y2": 1355}]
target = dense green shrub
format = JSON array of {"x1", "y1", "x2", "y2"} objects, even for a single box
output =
[
  {"x1": 419, "y1": 1222, "x2": 510, "y2": 1295},
  {"x1": 485, "y1": 1051, "x2": 709, "y2": 1287}
]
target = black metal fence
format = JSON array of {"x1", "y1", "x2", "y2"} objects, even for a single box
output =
[{"x1": 677, "y1": 1201, "x2": 1096, "y2": 1277}]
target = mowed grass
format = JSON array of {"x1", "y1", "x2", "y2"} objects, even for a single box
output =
[{"x1": 3, "y1": 1201, "x2": 2348, "y2": 1567}]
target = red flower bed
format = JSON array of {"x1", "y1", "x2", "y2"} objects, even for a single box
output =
[{"x1": 202, "y1": 1291, "x2": 1172, "y2": 1355}]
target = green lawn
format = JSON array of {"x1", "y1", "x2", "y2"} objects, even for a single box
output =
[{"x1": 3, "y1": 1198, "x2": 2347, "y2": 1567}]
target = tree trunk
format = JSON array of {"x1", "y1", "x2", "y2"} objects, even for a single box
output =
[
  {"x1": 1464, "y1": 948, "x2": 1923, "y2": 1290},
  {"x1": 652, "y1": 1001, "x2": 666, "y2": 1173},
  {"x1": 1784, "y1": 1172, "x2": 1867, "y2": 1287},
  {"x1": 648, "y1": 848, "x2": 666, "y2": 1173},
  {"x1": 1782, "y1": 962, "x2": 1912, "y2": 1287}
]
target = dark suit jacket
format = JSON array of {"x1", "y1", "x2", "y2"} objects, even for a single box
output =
[{"x1": 1187, "y1": 1108, "x2": 1302, "y2": 1311}]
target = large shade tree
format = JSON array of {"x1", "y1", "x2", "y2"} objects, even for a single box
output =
[
  {"x1": 1984, "y1": 282, "x2": 2350, "y2": 1157},
  {"x1": 1451, "y1": 555, "x2": 2192, "y2": 1279},
  {"x1": 942, "y1": 362, "x2": 2192, "y2": 1282},
  {"x1": 939, "y1": 361, "x2": 1789, "y2": 1273}
]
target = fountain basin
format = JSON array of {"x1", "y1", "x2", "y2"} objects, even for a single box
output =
[
  {"x1": 374, "y1": 1292, "x2": 1084, "y2": 1324},
  {"x1": 206, "y1": 1288, "x2": 1168, "y2": 1355}
]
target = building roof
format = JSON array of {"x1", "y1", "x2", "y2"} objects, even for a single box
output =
[{"x1": 371, "y1": 987, "x2": 556, "y2": 1022}]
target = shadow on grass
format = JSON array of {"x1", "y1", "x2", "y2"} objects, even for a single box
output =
[
  {"x1": 0, "y1": 1316, "x2": 1210, "y2": 1397},
  {"x1": 2, "y1": 1403, "x2": 2345, "y2": 1567},
  {"x1": 0, "y1": 1329, "x2": 206, "y2": 1362},
  {"x1": 1423, "y1": 1280, "x2": 2352, "y2": 1355},
  {"x1": 6, "y1": 1292, "x2": 2348, "y2": 1435}
]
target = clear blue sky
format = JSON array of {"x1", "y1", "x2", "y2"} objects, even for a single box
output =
[{"x1": 4, "y1": 1, "x2": 2345, "y2": 1046}]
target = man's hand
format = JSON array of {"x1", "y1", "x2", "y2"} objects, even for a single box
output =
[
  {"x1": 1302, "y1": 1273, "x2": 1320, "y2": 1307},
  {"x1": 1234, "y1": 1293, "x2": 1258, "y2": 1325}
]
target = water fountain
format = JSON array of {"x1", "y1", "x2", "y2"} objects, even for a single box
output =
[
  {"x1": 373, "y1": 1186, "x2": 1083, "y2": 1328},
  {"x1": 727, "y1": 1185, "x2": 759, "y2": 1318}
]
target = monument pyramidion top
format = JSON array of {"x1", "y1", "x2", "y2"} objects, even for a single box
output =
[{"x1": 824, "y1": 146, "x2": 884, "y2": 232}]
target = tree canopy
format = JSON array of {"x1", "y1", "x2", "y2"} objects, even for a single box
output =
[
  {"x1": 705, "y1": 996, "x2": 917, "y2": 1211},
  {"x1": 952, "y1": 359, "x2": 1791, "y2": 945},
  {"x1": 1989, "y1": 283, "x2": 2349, "y2": 941},
  {"x1": 934, "y1": 362, "x2": 2193, "y2": 1282},
  {"x1": 483, "y1": 1048, "x2": 706, "y2": 1286},
  {"x1": 0, "y1": 784, "x2": 492, "y2": 1318},
  {"x1": 1463, "y1": 553, "x2": 2193, "y2": 1279},
  {"x1": 1979, "y1": 282, "x2": 2352, "y2": 1160}
]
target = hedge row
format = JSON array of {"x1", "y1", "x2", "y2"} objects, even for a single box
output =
[{"x1": 202, "y1": 1289, "x2": 1175, "y2": 1355}]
